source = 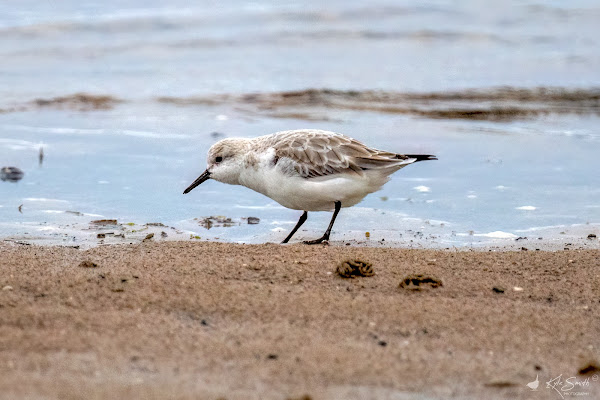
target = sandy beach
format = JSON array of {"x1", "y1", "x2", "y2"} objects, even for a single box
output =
[{"x1": 1, "y1": 241, "x2": 598, "y2": 399}]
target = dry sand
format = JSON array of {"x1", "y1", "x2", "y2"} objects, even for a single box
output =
[{"x1": 0, "y1": 241, "x2": 599, "y2": 400}]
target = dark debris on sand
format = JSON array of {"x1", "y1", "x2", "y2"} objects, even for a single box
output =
[
  {"x1": 336, "y1": 260, "x2": 375, "y2": 278},
  {"x1": 399, "y1": 274, "x2": 443, "y2": 290}
]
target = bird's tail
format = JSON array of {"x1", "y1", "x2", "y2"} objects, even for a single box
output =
[{"x1": 403, "y1": 154, "x2": 438, "y2": 162}]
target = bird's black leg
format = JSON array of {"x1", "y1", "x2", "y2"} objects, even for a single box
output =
[
  {"x1": 281, "y1": 211, "x2": 308, "y2": 244},
  {"x1": 304, "y1": 201, "x2": 341, "y2": 245}
]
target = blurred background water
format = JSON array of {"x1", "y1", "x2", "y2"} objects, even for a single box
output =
[{"x1": 0, "y1": 0, "x2": 599, "y2": 246}]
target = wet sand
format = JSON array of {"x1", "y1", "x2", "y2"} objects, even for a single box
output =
[
  {"x1": 3, "y1": 86, "x2": 599, "y2": 120},
  {"x1": 1, "y1": 241, "x2": 599, "y2": 399}
]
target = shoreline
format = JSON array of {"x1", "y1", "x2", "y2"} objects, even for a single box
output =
[
  {"x1": 1, "y1": 218, "x2": 598, "y2": 251},
  {"x1": 1, "y1": 241, "x2": 598, "y2": 399}
]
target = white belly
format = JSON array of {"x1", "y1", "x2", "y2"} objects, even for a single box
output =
[{"x1": 239, "y1": 165, "x2": 389, "y2": 211}]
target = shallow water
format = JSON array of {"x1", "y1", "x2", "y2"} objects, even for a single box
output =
[{"x1": 1, "y1": 0, "x2": 599, "y2": 247}]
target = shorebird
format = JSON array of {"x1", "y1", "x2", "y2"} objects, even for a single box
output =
[{"x1": 184, "y1": 129, "x2": 436, "y2": 244}]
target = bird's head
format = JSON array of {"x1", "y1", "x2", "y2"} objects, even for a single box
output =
[{"x1": 183, "y1": 138, "x2": 248, "y2": 194}]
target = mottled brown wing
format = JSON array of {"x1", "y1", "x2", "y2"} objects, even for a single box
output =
[{"x1": 268, "y1": 130, "x2": 412, "y2": 178}]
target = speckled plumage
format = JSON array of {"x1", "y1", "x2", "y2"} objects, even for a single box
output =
[{"x1": 263, "y1": 130, "x2": 413, "y2": 178}]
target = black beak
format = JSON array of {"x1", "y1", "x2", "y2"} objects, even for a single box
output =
[{"x1": 183, "y1": 169, "x2": 211, "y2": 194}]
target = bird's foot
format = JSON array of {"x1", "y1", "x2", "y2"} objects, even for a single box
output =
[{"x1": 303, "y1": 236, "x2": 330, "y2": 245}]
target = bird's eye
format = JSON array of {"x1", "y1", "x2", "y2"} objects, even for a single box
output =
[{"x1": 215, "y1": 156, "x2": 223, "y2": 163}]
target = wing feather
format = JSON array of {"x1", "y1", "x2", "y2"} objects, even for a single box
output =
[{"x1": 267, "y1": 130, "x2": 417, "y2": 179}]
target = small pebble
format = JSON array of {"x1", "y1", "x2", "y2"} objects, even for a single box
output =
[
  {"x1": 513, "y1": 286, "x2": 524, "y2": 292},
  {"x1": 0, "y1": 166, "x2": 24, "y2": 182},
  {"x1": 2, "y1": 285, "x2": 13, "y2": 291},
  {"x1": 79, "y1": 260, "x2": 98, "y2": 268},
  {"x1": 143, "y1": 233, "x2": 155, "y2": 241}
]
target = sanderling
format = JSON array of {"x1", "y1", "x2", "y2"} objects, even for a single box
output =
[{"x1": 184, "y1": 129, "x2": 436, "y2": 244}]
